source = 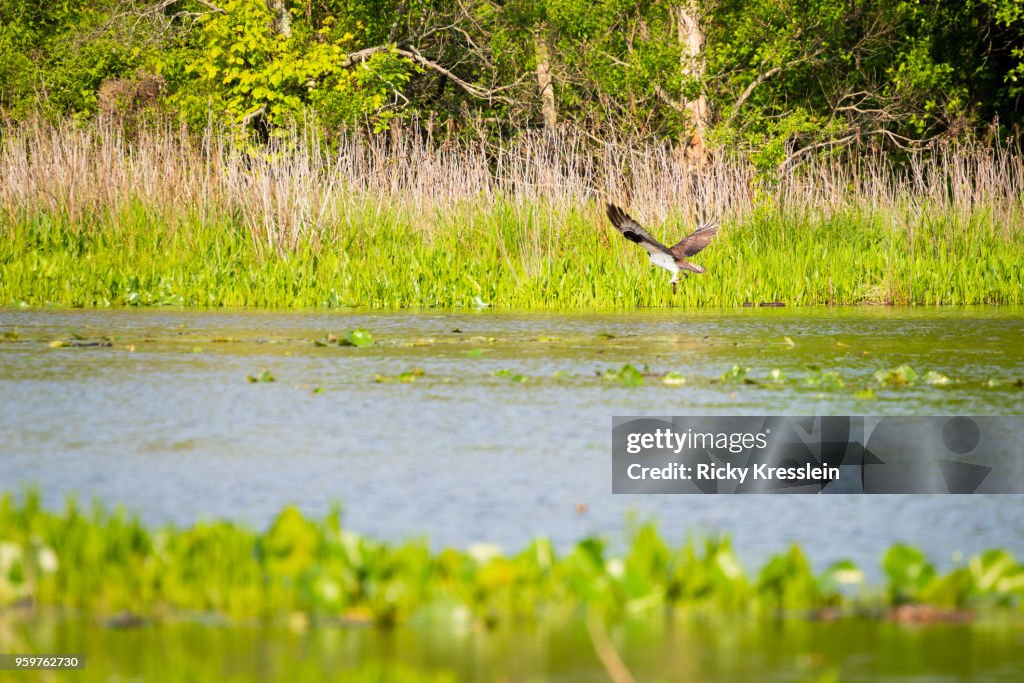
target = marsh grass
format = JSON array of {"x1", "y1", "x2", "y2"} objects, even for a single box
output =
[{"x1": 1, "y1": 122, "x2": 1023, "y2": 308}]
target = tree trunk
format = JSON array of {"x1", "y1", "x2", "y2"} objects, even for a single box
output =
[
  {"x1": 535, "y1": 27, "x2": 557, "y2": 132},
  {"x1": 267, "y1": 0, "x2": 291, "y2": 38},
  {"x1": 676, "y1": 3, "x2": 709, "y2": 165}
]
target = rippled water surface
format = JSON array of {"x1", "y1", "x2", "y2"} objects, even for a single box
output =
[
  {"x1": 2, "y1": 306, "x2": 1024, "y2": 573},
  {"x1": 6, "y1": 614, "x2": 1024, "y2": 683}
]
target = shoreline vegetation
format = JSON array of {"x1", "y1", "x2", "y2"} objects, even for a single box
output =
[
  {"x1": 1, "y1": 492, "x2": 1022, "y2": 627},
  {"x1": 2, "y1": 122, "x2": 1024, "y2": 310}
]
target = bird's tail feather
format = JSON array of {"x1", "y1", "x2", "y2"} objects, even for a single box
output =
[{"x1": 679, "y1": 261, "x2": 705, "y2": 273}]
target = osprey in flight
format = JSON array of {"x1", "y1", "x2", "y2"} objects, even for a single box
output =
[{"x1": 605, "y1": 204, "x2": 719, "y2": 293}]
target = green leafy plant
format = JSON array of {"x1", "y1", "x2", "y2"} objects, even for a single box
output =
[
  {"x1": 341, "y1": 328, "x2": 374, "y2": 347},
  {"x1": 602, "y1": 364, "x2": 645, "y2": 387}
]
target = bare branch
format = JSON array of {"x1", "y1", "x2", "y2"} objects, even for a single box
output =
[
  {"x1": 728, "y1": 65, "x2": 781, "y2": 122},
  {"x1": 396, "y1": 46, "x2": 505, "y2": 102},
  {"x1": 339, "y1": 45, "x2": 514, "y2": 104},
  {"x1": 778, "y1": 134, "x2": 858, "y2": 171},
  {"x1": 653, "y1": 84, "x2": 685, "y2": 113},
  {"x1": 194, "y1": 0, "x2": 225, "y2": 13}
]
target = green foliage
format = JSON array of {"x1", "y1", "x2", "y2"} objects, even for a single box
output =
[
  {"x1": 758, "y1": 545, "x2": 830, "y2": 611},
  {"x1": 246, "y1": 368, "x2": 277, "y2": 382},
  {"x1": 159, "y1": 0, "x2": 414, "y2": 133},
  {"x1": 883, "y1": 544, "x2": 937, "y2": 605},
  {"x1": 3, "y1": 199, "x2": 1024, "y2": 309},
  {"x1": 3, "y1": 0, "x2": 1024, "y2": 153},
  {"x1": 0, "y1": 0, "x2": 150, "y2": 119},
  {"x1": 3, "y1": 494, "x2": 1021, "y2": 623},
  {"x1": 493, "y1": 368, "x2": 528, "y2": 382},
  {"x1": 802, "y1": 370, "x2": 845, "y2": 391},
  {"x1": 705, "y1": 0, "x2": 1019, "y2": 161},
  {"x1": 875, "y1": 365, "x2": 919, "y2": 387},
  {"x1": 720, "y1": 364, "x2": 752, "y2": 384},
  {"x1": 341, "y1": 327, "x2": 375, "y2": 347},
  {"x1": 602, "y1": 364, "x2": 645, "y2": 387}
]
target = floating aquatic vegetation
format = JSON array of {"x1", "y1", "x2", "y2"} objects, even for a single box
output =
[
  {"x1": 247, "y1": 369, "x2": 276, "y2": 383},
  {"x1": 720, "y1": 364, "x2": 755, "y2": 384},
  {"x1": 315, "y1": 328, "x2": 375, "y2": 348},
  {"x1": 985, "y1": 377, "x2": 1024, "y2": 388},
  {"x1": 493, "y1": 369, "x2": 527, "y2": 383},
  {"x1": 465, "y1": 349, "x2": 486, "y2": 359},
  {"x1": 661, "y1": 372, "x2": 687, "y2": 386},
  {"x1": 875, "y1": 365, "x2": 918, "y2": 386},
  {"x1": 341, "y1": 328, "x2": 375, "y2": 347},
  {"x1": 374, "y1": 368, "x2": 425, "y2": 384},
  {"x1": 602, "y1": 364, "x2": 645, "y2": 387},
  {"x1": 1, "y1": 494, "x2": 1022, "y2": 626},
  {"x1": 802, "y1": 370, "x2": 845, "y2": 391},
  {"x1": 922, "y1": 371, "x2": 953, "y2": 386},
  {"x1": 883, "y1": 544, "x2": 937, "y2": 605},
  {"x1": 767, "y1": 368, "x2": 787, "y2": 383},
  {"x1": 818, "y1": 559, "x2": 866, "y2": 593}
]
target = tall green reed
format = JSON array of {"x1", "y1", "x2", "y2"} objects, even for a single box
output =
[{"x1": 1, "y1": 122, "x2": 1022, "y2": 308}]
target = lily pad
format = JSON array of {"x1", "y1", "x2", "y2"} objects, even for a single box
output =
[
  {"x1": 398, "y1": 368, "x2": 425, "y2": 383},
  {"x1": 923, "y1": 370, "x2": 953, "y2": 386},
  {"x1": 603, "y1": 364, "x2": 645, "y2": 387},
  {"x1": 661, "y1": 372, "x2": 687, "y2": 386},
  {"x1": 247, "y1": 369, "x2": 275, "y2": 383},
  {"x1": 721, "y1": 364, "x2": 754, "y2": 384},
  {"x1": 875, "y1": 365, "x2": 918, "y2": 386},
  {"x1": 803, "y1": 370, "x2": 845, "y2": 391},
  {"x1": 493, "y1": 369, "x2": 527, "y2": 383},
  {"x1": 340, "y1": 328, "x2": 374, "y2": 347}
]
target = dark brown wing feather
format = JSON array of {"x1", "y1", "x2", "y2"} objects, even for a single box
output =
[
  {"x1": 605, "y1": 204, "x2": 672, "y2": 257},
  {"x1": 670, "y1": 218, "x2": 719, "y2": 258}
]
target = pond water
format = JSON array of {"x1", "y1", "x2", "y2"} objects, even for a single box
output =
[
  {"x1": 6, "y1": 613, "x2": 1024, "y2": 682},
  {"x1": 2, "y1": 307, "x2": 1024, "y2": 575}
]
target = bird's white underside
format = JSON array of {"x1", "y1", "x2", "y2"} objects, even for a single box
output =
[{"x1": 648, "y1": 252, "x2": 681, "y2": 282}]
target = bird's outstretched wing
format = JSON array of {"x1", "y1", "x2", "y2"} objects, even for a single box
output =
[
  {"x1": 670, "y1": 216, "x2": 719, "y2": 258},
  {"x1": 606, "y1": 204, "x2": 672, "y2": 257}
]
